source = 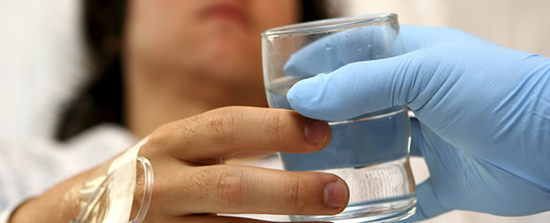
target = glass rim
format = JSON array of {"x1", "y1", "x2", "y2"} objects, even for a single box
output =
[{"x1": 261, "y1": 13, "x2": 397, "y2": 38}]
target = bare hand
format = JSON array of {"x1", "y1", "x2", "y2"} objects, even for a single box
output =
[{"x1": 135, "y1": 106, "x2": 349, "y2": 222}]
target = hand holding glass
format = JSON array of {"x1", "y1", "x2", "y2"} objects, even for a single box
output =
[{"x1": 261, "y1": 14, "x2": 416, "y2": 222}]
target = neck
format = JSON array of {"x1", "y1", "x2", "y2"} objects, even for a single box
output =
[{"x1": 124, "y1": 69, "x2": 212, "y2": 138}]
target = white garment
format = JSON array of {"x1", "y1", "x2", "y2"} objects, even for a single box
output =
[{"x1": 0, "y1": 125, "x2": 136, "y2": 222}]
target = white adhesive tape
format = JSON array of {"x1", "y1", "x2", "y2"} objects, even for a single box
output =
[{"x1": 104, "y1": 137, "x2": 148, "y2": 223}]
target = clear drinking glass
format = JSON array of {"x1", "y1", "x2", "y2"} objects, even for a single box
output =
[{"x1": 261, "y1": 14, "x2": 416, "y2": 222}]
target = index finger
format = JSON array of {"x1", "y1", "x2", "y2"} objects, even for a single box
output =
[{"x1": 143, "y1": 106, "x2": 332, "y2": 162}]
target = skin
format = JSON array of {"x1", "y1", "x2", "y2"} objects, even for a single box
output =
[{"x1": 10, "y1": 0, "x2": 350, "y2": 222}]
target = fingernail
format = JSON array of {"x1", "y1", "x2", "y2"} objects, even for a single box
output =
[
  {"x1": 324, "y1": 181, "x2": 348, "y2": 209},
  {"x1": 305, "y1": 120, "x2": 328, "y2": 145}
]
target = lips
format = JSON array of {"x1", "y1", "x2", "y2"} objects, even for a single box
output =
[{"x1": 200, "y1": 2, "x2": 250, "y2": 28}]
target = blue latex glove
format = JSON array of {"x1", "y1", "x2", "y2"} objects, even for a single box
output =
[{"x1": 286, "y1": 25, "x2": 550, "y2": 221}]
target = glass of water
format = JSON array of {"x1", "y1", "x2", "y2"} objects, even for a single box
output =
[{"x1": 261, "y1": 14, "x2": 416, "y2": 222}]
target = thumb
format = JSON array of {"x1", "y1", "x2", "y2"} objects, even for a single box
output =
[
  {"x1": 402, "y1": 179, "x2": 451, "y2": 222},
  {"x1": 287, "y1": 51, "x2": 435, "y2": 121}
]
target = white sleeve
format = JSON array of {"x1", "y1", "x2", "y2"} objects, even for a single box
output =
[
  {"x1": 0, "y1": 201, "x2": 29, "y2": 223},
  {"x1": 0, "y1": 206, "x2": 14, "y2": 223}
]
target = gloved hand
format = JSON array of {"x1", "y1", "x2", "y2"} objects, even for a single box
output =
[{"x1": 286, "y1": 25, "x2": 550, "y2": 221}]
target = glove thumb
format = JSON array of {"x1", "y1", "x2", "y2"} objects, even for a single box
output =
[{"x1": 287, "y1": 51, "x2": 433, "y2": 121}]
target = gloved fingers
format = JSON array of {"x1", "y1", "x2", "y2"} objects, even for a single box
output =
[
  {"x1": 151, "y1": 163, "x2": 349, "y2": 216},
  {"x1": 398, "y1": 25, "x2": 450, "y2": 52},
  {"x1": 142, "y1": 107, "x2": 332, "y2": 163},
  {"x1": 400, "y1": 179, "x2": 452, "y2": 222},
  {"x1": 283, "y1": 25, "x2": 403, "y2": 79},
  {"x1": 287, "y1": 51, "x2": 433, "y2": 121},
  {"x1": 409, "y1": 118, "x2": 423, "y2": 157}
]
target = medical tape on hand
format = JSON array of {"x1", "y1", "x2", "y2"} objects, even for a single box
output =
[{"x1": 103, "y1": 137, "x2": 148, "y2": 223}]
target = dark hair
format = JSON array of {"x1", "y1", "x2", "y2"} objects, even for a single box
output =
[{"x1": 55, "y1": 0, "x2": 333, "y2": 141}]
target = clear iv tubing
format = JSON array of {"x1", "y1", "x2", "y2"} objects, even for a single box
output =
[
  {"x1": 71, "y1": 156, "x2": 154, "y2": 223},
  {"x1": 131, "y1": 156, "x2": 154, "y2": 223}
]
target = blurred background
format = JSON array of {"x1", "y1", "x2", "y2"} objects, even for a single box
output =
[{"x1": 1, "y1": 0, "x2": 549, "y2": 222}]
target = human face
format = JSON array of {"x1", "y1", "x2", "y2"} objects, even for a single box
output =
[{"x1": 124, "y1": 0, "x2": 300, "y2": 107}]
